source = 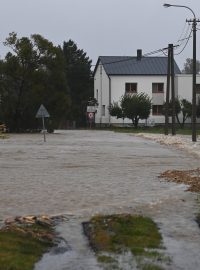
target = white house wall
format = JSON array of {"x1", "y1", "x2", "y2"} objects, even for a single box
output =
[
  {"x1": 94, "y1": 63, "x2": 110, "y2": 124},
  {"x1": 94, "y1": 63, "x2": 200, "y2": 126},
  {"x1": 176, "y1": 74, "x2": 200, "y2": 101},
  {"x1": 110, "y1": 75, "x2": 166, "y2": 99},
  {"x1": 175, "y1": 74, "x2": 200, "y2": 124},
  {"x1": 109, "y1": 75, "x2": 167, "y2": 124}
]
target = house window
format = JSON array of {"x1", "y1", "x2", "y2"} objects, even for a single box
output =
[
  {"x1": 196, "y1": 84, "x2": 200, "y2": 94},
  {"x1": 152, "y1": 105, "x2": 163, "y2": 115},
  {"x1": 102, "y1": 105, "x2": 105, "y2": 116},
  {"x1": 125, "y1": 83, "x2": 137, "y2": 94},
  {"x1": 152, "y1": 83, "x2": 164, "y2": 93}
]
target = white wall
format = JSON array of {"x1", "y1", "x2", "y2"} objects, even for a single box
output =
[
  {"x1": 94, "y1": 68, "x2": 169, "y2": 124},
  {"x1": 94, "y1": 62, "x2": 110, "y2": 124},
  {"x1": 109, "y1": 75, "x2": 167, "y2": 124},
  {"x1": 110, "y1": 75, "x2": 166, "y2": 101},
  {"x1": 175, "y1": 74, "x2": 200, "y2": 124},
  {"x1": 175, "y1": 74, "x2": 200, "y2": 101}
]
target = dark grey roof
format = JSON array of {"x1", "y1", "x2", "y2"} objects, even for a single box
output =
[{"x1": 94, "y1": 56, "x2": 181, "y2": 76}]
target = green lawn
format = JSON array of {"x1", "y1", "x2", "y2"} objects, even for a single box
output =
[
  {"x1": 109, "y1": 126, "x2": 200, "y2": 135},
  {"x1": 83, "y1": 214, "x2": 171, "y2": 270},
  {"x1": 91, "y1": 125, "x2": 200, "y2": 135},
  {"x1": 0, "y1": 224, "x2": 54, "y2": 270}
]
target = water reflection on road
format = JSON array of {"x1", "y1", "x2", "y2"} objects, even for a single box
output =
[{"x1": 0, "y1": 130, "x2": 200, "y2": 269}]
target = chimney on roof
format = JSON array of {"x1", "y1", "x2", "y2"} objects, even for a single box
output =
[{"x1": 137, "y1": 49, "x2": 142, "y2": 61}]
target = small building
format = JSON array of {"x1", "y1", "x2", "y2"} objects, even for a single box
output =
[{"x1": 93, "y1": 49, "x2": 200, "y2": 126}]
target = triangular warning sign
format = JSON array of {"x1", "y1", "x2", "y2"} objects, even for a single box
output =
[{"x1": 36, "y1": 104, "x2": 50, "y2": 118}]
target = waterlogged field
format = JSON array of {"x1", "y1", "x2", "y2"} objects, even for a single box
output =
[{"x1": 83, "y1": 214, "x2": 170, "y2": 270}]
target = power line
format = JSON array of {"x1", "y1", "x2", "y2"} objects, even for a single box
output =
[
  {"x1": 160, "y1": 21, "x2": 192, "y2": 57},
  {"x1": 177, "y1": 23, "x2": 191, "y2": 46},
  {"x1": 161, "y1": 49, "x2": 168, "y2": 56},
  {"x1": 89, "y1": 16, "x2": 200, "y2": 70},
  {"x1": 174, "y1": 28, "x2": 193, "y2": 55},
  {"x1": 91, "y1": 47, "x2": 171, "y2": 68},
  {"x1": 177, "y1": 21, "x2": 188, "y2": 43},
  {"x1": 177, "y1": 34, "x2": 192, "y2": 43}
]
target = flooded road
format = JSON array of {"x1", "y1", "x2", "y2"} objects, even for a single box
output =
[{"x1": 0, "y1": 130, "x2": 200, "y2": 269}]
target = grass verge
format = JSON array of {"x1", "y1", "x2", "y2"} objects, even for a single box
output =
[
  {"x1": 0, "y1": 223, "x2": 54, "y2": 270},
  {"x1": 93, "y1": 126, "x2": 200, "y2": 135},
  {"x1": 83, "y1": 214, "x2": 171, "y2": 270},
  {"x1": 112, "y1": 127, "x2": 200, "y2": 135}
]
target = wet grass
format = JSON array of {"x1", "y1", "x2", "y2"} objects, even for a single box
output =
[
  {"x1": 83, "y1": 214, "x2": 170, "y2": 269},
  {"x1": 0, "y1": 223, "x2": 54, "y2": 270},
  {"x1": 93, "y1": 126, "x2": 200, "y2": 135},
  {"x1": 97, "y1": 255, "x2": 117, "y2": 264},
  {"x1": 111, "y1": 127, "x2": 200, "y2": 135},
  {"x1": 141, "y1": 264, "x2": 165, "y2": 270}
]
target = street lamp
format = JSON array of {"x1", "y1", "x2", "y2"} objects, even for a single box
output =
[
  {"x1": 164, "y1": 3, "x2": 198, "y2": 142},
  {"x1": 163, "y1": 4, "x2": 196, "y2": 17}
]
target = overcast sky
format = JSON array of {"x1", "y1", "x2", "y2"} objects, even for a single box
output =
[{"x1": 0, "y1": 0, "x2": 199, "y2": 70}]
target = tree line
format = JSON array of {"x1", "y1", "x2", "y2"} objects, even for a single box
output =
[{"x1": 0, "y1": 32, "x2": 93, "y2": 132}]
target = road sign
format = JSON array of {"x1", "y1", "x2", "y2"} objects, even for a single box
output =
[
  {"x1": 36, "y1": 104, "x2": 50, "y2": 142},
  {"x1": 88, "y1": 112, "x2": 94, "y2": 119},
  {"x1": 36, "y1": 104, "x2": 50, "y2": 118}
]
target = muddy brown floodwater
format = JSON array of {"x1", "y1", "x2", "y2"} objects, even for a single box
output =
[{"x1": 0, "y1": 130, "x2": 200, "y2": 270}]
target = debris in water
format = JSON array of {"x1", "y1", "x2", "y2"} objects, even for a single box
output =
[{"x1": 159, "y1": 168, "x2": 200, "y2": 192}]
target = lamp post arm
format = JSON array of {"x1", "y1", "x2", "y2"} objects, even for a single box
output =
[{"x1": 164, "y1": 4, "x2": 196, "y2": 18}]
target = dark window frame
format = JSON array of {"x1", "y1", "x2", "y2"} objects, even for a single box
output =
[
  {"x1": 125, "y1": 83, "x2": 137, "y2": 94},
  {"x1": 152, "y1": 105, "x2": 163, "y2": 115},
  {"x1": 152, "y1": 83, "x2": 164, "y2": 93}
]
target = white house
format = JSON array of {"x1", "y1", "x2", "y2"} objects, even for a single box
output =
[{"x1": 93, "y1": 50, "x2": 200, "y2": 126}]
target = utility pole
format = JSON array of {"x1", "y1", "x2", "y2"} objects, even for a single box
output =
[
  {"x1": 100, "y1": 65, "x2": 102, "y2": 127},
  {"x1": 165, "y1": 45, "x2": 171, "y2": 135},
  {"x1": 165, "y1": 44, "x2": 176, "y2": 135},
  {"x1": 186, "y1": 18, "x2": 200, "y2": 142},
  {"x1": 170, "y1": 44, "x2": 176, "y2": 136},
  {"x1": 164, "y1": 3, "x2": 200, "y2": 141}
]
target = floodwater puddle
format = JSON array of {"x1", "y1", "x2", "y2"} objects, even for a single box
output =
[{"x1": 34, "y1": 216, "x2": 102, "y2": 270}]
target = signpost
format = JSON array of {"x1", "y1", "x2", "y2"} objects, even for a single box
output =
[
  {"x1": 87, "y1": 112, "x2": 95, "y2": 128},
  {"x1": 87, "y1": 106, "x2": 96, "y2": 128},
  {"x1": 36, "y1": 104, "x2": 50, "y2": 142}
]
